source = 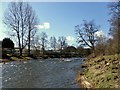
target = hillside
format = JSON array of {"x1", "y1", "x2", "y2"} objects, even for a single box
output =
[{"x1": 77, "y1": 54, "x2": 119, "y2": 88}]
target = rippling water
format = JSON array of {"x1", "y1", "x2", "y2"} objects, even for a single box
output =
[{"x1": 2, "y1": 58, "x2": 84, "y2": 88}]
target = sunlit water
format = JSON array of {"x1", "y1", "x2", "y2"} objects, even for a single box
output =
[{"x1": 2, "y1": 58, "x2": 84, "y2": 88}]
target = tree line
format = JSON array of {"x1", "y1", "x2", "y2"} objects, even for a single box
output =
[
  {"x1": 3, "y1": 1, "x2": 120, "y2": 57},
  {"x1": 2, "y1": 36, "x2": 91, "y2": 58},
  {"x1": 75, "y1": 2, "x2": 120, "y2": 56}
]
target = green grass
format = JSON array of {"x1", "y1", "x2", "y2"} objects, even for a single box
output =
[{"x1": 83, "y1": 54, "x2": 119, "y2": 88}]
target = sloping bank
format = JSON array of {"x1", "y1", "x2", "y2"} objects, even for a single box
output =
[{"x1": 77, "y1": 54, "x2": 119, "y2": 88}]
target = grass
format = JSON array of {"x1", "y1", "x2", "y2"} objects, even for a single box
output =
[
  {"x1": 79, "y1": 54, "x2": 119, "y2": 88},
  {"x1": 1, "y1": 54, "x2": 33, "y2": 62}
]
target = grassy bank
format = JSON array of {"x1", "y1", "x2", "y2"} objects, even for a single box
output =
[
  {"x1": 77, "y1": 54, "x2": 119, "y2": 88},
  {"x1": 0, "y1": 54, "x2": 34, "y2": 63}
]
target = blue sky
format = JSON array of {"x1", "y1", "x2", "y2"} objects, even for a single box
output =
[{"x1": 0, "y1": 2, "x2": 111, "y2": 46}]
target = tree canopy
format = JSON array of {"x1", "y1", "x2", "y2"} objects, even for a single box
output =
[
  {"x1": 2, "y1": 38, "x2": 14, "y2": 49},
  {"x1": 75, "y1": 20, "x2": 99, "y2": 53}
]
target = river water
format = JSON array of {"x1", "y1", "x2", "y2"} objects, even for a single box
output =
[{"x1": 1, "y1": 58, "x2": 84, "y2": 88}]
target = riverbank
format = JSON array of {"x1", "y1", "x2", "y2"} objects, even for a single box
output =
[
  {"x1": 77, "y1": 54, "x2": 119, "y2": 88},
  {"x1": 0, "y1": 56, "x2": 33, "y2": 63},
  {"x1": 1, "y1": 54, "x2": 83, "y2": 63}
]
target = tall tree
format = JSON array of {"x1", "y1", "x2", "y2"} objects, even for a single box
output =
[
  {"x1": 27, "y1": 3, "x2": 38, "y2": 56},
  {"x1": 3, "y1": 2, "x2": 38, "y2": 56},
  {"x1": 75, "y1": 20, "x2": 99, "y2": 53},
  {"x1": 108, "y1": 1, "x2": 120, "y2": 54},
  {"x1": 50, "y1": 36, "x2": 57, "y2": 51}
]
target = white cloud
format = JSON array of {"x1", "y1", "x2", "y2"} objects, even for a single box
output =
[
  {"x1": 66, "y1": 36, "x2": 75, "y2": 46},
  {"x1": 66, "y1": 36, "x2": 75, "y2": 42},
  {"x1": 44, "y1": 22, "x2": 50, "y2": 29},
  {"x1": 95, "y1": 31, "x2": 105, "y2": 37},
  {"x1": 35, "y1": 22, "x2": 50, "y2": 30}
]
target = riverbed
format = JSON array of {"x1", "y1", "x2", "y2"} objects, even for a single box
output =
[{"x1": 1, "y1": 58, "x2": 84, "y2": 88}]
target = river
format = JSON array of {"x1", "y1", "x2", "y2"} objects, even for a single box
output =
[{"x1": 1, "y1": 58, "x2": 84, "y2": 88}]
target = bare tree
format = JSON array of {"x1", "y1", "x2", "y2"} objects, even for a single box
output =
[
  {"x1": 31, "y1": 35, "x2": 41, "y2": 51},
  {"x1": 40, "y1": 32, "x2": 48, "y2": 57},
  {"x1": 3, "y1": 2, "x2": 38, "y2": 56},
  {"x1": 50, "y1": 36, "x2": 57, "y2": 51},
  {"x1": 75, "y1": 20, "x2": 99, "y2": 54},
  {"x1": 26, "y1": 3, "x2": 38, "y2": 56},
  {"x1": 58, "y1": 36, "x2": 67, "y2": 52}
]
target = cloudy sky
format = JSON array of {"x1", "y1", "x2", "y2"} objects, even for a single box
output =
[{"x1": 0, "y1": 2, "x2": 111, "y2": 46}]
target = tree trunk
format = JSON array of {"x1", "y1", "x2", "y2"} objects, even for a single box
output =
[
  {"x1": 17, "y1": 30, "x2": 22, "y2": 56},
  {"x1": 42, "y1": 45, "x2": 44, "y2": 58},
  {"x1": 28, "y1": 41, "x2": 30, "y2": 56},
  {"x1": 18, "y1": 36, "x2": 22, "y2": 56},
  {"x1": 20, "y1": 48, "x2": 22, "y2": 56},
  {"x1": 28, "y1": 30, "x2": 31, "y2": 56}
]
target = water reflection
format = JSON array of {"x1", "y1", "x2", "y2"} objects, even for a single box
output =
[{"x1": 2, "y1": 58, "x2": 84, "y2": 88}]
